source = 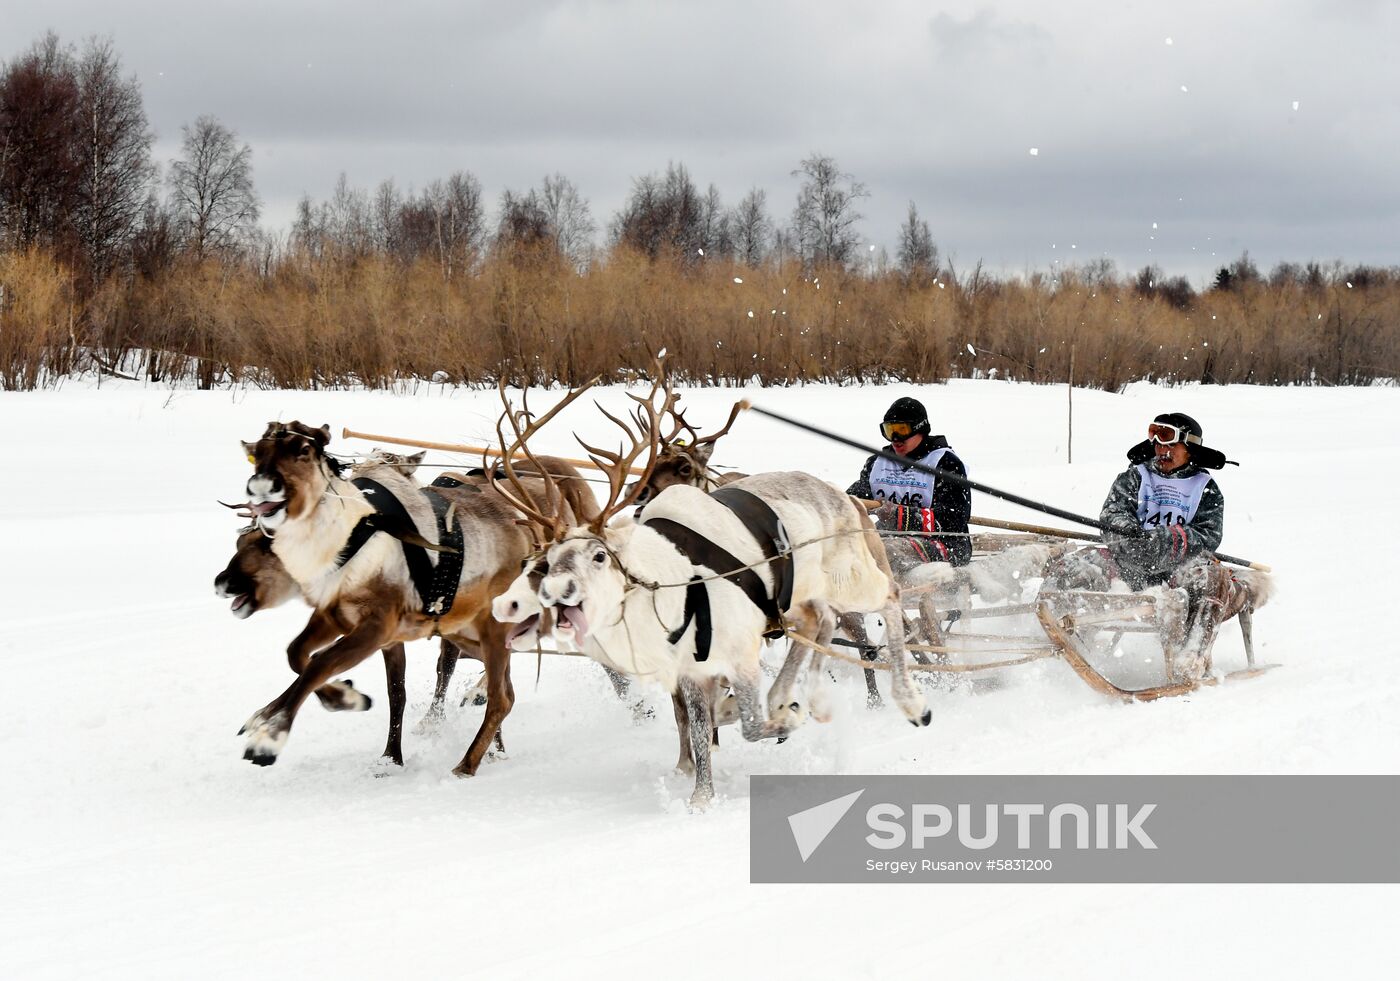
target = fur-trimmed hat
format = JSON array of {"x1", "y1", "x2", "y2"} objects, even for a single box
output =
[{"x1": 1127, "y1": 412, "x2": 1231, "y2": 470}]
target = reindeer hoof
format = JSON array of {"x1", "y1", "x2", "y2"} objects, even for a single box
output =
[
  {"x1": 316, "y1": 681, "x2": 372, "y2": 713},
  {"x1": 910, "y1": 708, "x2": 933, "y2": 727},
  {"x1": 688, "y1": 792, "x2": 714, "y2": 812},
  {"x1": 241, "y1": 712, "x2": 290, "y2": 763},
  {"x1": 451, "y1": 764, "x2": 477, "y2": 779}
]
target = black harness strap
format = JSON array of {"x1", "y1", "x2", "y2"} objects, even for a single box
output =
[
  {"x1": 332, "y1": 477, "x2": 465, "y2": 618},
  {"x1": 709, "y1": 486, "x2": 795, "y2": 615},
  {"x1": 422, "y1": 475, "x2": 467, "y2": 615},
  {"x1": 663, "y1": 576, "x2": 713, "y2": 660},
  {"x1": 644, "y1": 488, "x2": 794, "y2": 661}
]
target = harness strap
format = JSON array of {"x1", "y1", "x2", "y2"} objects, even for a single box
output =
[
  {"x1": 665, "y1": 576, "x2": 712, "y2": 660},
  {"x1": 333, "y1": 477, "x2": 465, "y2": 618},
  {"x1": 709, "y1": 486, "x2": 794, "y2": 615},
  {"x1": 646, "y1": 517, "x2": 775, "y2": 662},
  {"x1": 644, "y1": 487, "x2": 794, "y2": 660}
]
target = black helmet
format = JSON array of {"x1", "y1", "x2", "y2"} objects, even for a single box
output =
[{"x1": 881, "y1": 397, "x2": 931, "y2": 441}]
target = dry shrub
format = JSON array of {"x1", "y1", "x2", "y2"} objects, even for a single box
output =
[
  {"x1": 0, "y1": 248, "x2": 80, "y2": 389},
  {"x1": 2, "y1": 246, "x2": 1397, "y2": 390}
]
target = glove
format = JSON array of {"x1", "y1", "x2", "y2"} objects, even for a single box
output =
[{"x1": 875, "y1": 502, "x2": 937, "y2": 533}]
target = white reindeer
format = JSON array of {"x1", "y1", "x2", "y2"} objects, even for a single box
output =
[{"x1": 490, "y1": 375, "x2": 932, "y2": 808}]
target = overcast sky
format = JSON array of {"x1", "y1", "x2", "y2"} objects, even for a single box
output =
[{"x1": 8, "y1": 0, "x2": 1398, "y2": 282}]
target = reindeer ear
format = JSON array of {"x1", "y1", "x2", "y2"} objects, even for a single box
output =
[
  {"x1": 314, "y1": 424, "x2": 332, "y2": 448},
  {"x1": 241, "y1": 440, "x2": 257, "y2": 463},
  {"x1": 692, "y1": 443, "x2": 715, "y2": 466}
]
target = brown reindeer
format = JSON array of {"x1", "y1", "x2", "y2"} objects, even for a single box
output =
[
  {"x1": 214, "y1": 526, "x2": 489, "y2": 766},
  {"x1": 629, "y1": 397, "x2": 747, "y2": 503},
  {"x1": 232, "y1": 414, "x2": 597, "y2": 775}
]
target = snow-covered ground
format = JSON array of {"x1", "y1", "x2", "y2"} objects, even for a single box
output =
[{"x1": 2, "y1": 378, "x2": 1397, "y2": 979}]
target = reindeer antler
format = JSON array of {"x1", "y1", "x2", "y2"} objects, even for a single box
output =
[
  {"x1": 576, "y1": 362, "x2": 678, "y2": 530},
  {"x1": 489, "y1": 377, "x2": 601, "y2": 543},
  {"x1": 692, "y1": 399, "x2": 747, "y2": 449}
]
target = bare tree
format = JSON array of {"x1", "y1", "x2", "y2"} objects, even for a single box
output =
[
  {"x1": 422, "y1": 171, "x2": 485, "y2": 278},
  {"x1": 168, "y1": 114, "x2": 259, "y2": 257},
  {"x1": 74, "y1": 36, "x2": 154, "y2": 279},
  {"x1": 790, "y1": 152, "x2": 867, "y2": 268},
  {"x1": 130, "y1": 189, "x2": 177, "y2": 279},
  {"x1": 729, "y1": 187, "x2": 772, "y2": 266},
  {"x1": 697, "y1": 183, "x2": 732, "y2": 258},
  {"x1": 896, "y1": 201, "x2": 938, "y2": 285},
  {"x1": 611, "y1": 162, "x2": 704, "y2": 261},
  {"x1": 326, "y1": 172, "x2": 373, "y2": 258},
  {"x1": 371, "y1": 178, "x2": 402, "y2": 256},
  {"x1": 0, "y1": 33, "x2": 82, "y2": 255},
  {"x1": 495, "y1": 188, "x2": 553, "y2": 255},
  {"x1": 539, "y1": 172, "x2": 595, "y2": 267}
]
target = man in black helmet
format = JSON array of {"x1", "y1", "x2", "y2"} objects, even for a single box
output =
[{"x1": 846, "y1": 396, "x2": 971, "y2": 566}]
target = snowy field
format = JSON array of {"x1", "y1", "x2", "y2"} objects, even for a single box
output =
[{"x1": 2, "y1": 377, "x2": 1398, "y2": 979}]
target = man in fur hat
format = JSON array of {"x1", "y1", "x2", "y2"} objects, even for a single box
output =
[
  {"x1": 846, "y1": 396, "x2": 971, "y2": 567},
  {"x1": 1099, "y1": 411, "x2": 1228, "y2": 590},
  {"x1": 1047, "y1": 412, "x2": 1249, "y2": 682}
]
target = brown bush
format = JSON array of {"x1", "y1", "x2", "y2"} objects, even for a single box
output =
[{"x1": 2, "y1": 246, "x2": 1397, "y2": 391}]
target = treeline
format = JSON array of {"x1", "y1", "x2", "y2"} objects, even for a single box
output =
[{"x1": 2, "y1": 31, "x2": 1398, "y2": 391}]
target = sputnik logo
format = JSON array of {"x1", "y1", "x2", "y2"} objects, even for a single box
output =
[{"x1": 787, "y1": 789, "x2": 865, "y2": 862}]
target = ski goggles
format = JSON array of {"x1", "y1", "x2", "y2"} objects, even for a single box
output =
[
  {"x1": 880, "y1": 420, "x2": 920, "y2": 441},
  {"x1": 1148, "y1": 422, "x2": 1202, "y2": 446}
]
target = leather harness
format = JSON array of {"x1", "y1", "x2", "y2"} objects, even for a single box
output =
[
  {"x1": 334, "y1": 474, "x2": 468, "y2": 617},
  {"x1": 643, "y1": 486, "x2": 794, "y2": 662}
]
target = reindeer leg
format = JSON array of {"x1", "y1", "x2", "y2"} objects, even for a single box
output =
[
  {"x1": 286, "y1": 614, "x2": 372, "y2": 713},
  {"x1": 605, "y1": 666, "x2": 652, "y2": 722},
  {"x1": 1239, "y1": 607, "x2": 1255, "y2": 669},
  {"x1": 767, "y1": 639, "x2": 810, "y2": 732},
  {"x1": 731, "y1": 662, "x2": 791, "y2": 743},
  {"x1": 417, "y1": 639, "x2": 462, "y2": 735},
  {"x1": 241, "y1": 617, "x2": 394, "y2": 765},
  {"x1": 672, "y1": 692, "x2": 695, "y2": 775},
  {"x1": 452, "y1": 621, "x2": 514, "y2": 777},
  {"x1": 679, "y1": 677, "x2": 715, "y2": 810},
  {"x1": 381, "y1": 643, "x2": 407, "y2": 765},
  {"x1": 882, "y1": 595, "x2": 932, "y2": 727}
]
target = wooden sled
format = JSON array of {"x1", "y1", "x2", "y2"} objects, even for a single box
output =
[{"x1": 1041, "y1": 593, "x2": 1282, "y2": 699}]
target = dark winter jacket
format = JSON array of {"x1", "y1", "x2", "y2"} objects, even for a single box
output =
[
  {"x1": 847, "y1": 435, "x2": 972, "y2": 565},
  {"x1": 1099, "y1": 460, "x2": 1224, "y2": 589}
]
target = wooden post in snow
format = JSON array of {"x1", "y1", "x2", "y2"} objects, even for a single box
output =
[{"x1": 1067, "y1": 342, "x2": 1075, "y2": 464}]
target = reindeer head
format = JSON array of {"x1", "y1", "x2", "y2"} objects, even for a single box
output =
[
  {"x1": 627, "y1": 397, "x2": 745, "y2": 504},
  {"x1": 492, "y1": 551, "x2": 557, "y2": 649},
  {"x1": 355, "y1": 448, "x2": 425, "y2": 479},
  {"x1": 213, "y1": 528, "x2": 301, "y2": 619},
  {"x1": 537, "y1": 526, "x2": 636, "y2": 647},
  {"x1": 240, "y1": 421, "x2": 336, "y2": 534}
]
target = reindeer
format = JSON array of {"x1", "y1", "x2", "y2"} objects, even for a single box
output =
[
  {"x1": 214, "y1": 524, "x2": 487, "y2": 765},
  {"x1": 490, "y1": 373, "x2": 932, "y2": 809},
  {"x1": 629, "y1": 397, "x2": 746, "y2": 503},
  {"x1": 231, "y1": 418, "x2": 596, "y2": 775}
]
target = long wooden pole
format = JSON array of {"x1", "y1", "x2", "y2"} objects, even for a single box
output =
[{"x1": 339, "y1": 427, "x2": 650, "y2": 476}]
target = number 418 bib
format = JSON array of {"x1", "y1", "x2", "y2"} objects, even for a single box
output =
[{"x1": 1135, "y1": 463, "x2": 1210, "y2": 528}]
